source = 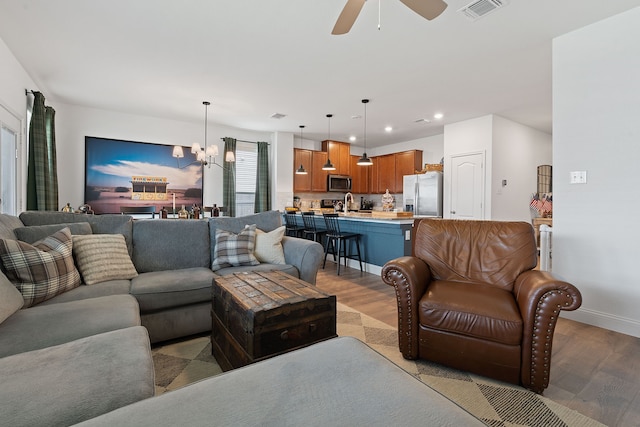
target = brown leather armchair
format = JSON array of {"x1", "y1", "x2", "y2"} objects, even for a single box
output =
[{"x1": 381, "y1": 218, "x2": 581, "y2": 394}]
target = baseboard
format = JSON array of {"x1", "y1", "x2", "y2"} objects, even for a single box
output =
[{"x1": 562, "y1": 307, "x2": 640, "y2": 338}]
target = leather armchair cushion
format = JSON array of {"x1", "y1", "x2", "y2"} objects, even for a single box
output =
[
  {"x1": 414, "y1": 219, "x2": 537, "y2": 291},
  {"x1": 419, "y1": 280, "x2": 523, "y2": 346}
]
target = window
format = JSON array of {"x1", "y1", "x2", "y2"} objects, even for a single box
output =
[
  {"x1": 234, "y1": 141, "x2": 257, "y2": 216},
  {"x1": 0, "y1": 104, "x2": 21, "y2": 215}
]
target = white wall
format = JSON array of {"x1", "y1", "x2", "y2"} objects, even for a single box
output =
[
  {"x1": 50, "y1": 103, "x2": 279, "y2": 211},
  {"x1": 370, "y1": 134, "x2": 444, "y2": 165},
  {"x1": 492, "y1": 116, "x2": 552, "y2": 221},
  {"x1": 443, "y1": 115, "x2": 494, "y2": 219},
  {"x1": 553, "y1": 7, "x2": 640, "y2": 337},
  {"x1": 441, "y1": 114, "x2": 552, "y2": 222}
]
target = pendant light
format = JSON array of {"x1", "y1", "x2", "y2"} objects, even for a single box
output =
[
  {"x1": 172, "y1": 101, "x2": 224, "y2": 169},
  {"x1": 357, "y1": 99, "x2": 373, "y2": 166},
  {"x1": 295, "y1": 125, "x2": 308, "y2": 175},
  {"x1": 322, "y1": 114, "x2": 336, "y2": 171}
]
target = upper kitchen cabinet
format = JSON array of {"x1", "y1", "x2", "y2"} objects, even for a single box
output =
[
  {"x1": 395, "y1": 150, "x2": 423, "y2": 189},
  {"x1": 311, "y1": 151, "x2": 330, "y2": 192},
  {"x1": 350, "y1": 155, "x2": 370, "y2": 194},
  {"x1": 369, "y1": 150, "x2": 423, "y2": 193},
  {"x1": 322, "y1": 140, "x2": 351, "y2": 176},
  {"x1": 293, "y1": 148, "x2": 312, "y2": 192},
  {"x1": 375, "y1": 154, "x2": 396, "y2": 193}
]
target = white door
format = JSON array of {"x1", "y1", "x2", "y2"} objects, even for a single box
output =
[
  {"x1": 449, "y1": 152, "x2": 484, "y2": 220},
  {"x1": 0, "y1": 105, "x2": 21, "y2": 215}
]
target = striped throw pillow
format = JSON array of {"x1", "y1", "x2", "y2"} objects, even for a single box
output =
[
  {"x1": 0, "y1": 227, "x2": 81, "y2": 307},
  {"x1": 72, "y1": 234, "x2": 138, "y2": 285}
]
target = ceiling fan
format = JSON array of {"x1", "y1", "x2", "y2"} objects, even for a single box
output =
[{"x1": 332, "y1": 0, "x2": 448, "y2": 35}]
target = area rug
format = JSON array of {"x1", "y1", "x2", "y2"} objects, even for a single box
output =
[{"x1": 152, "y1": 303, "x2": 604, "y2": 427}]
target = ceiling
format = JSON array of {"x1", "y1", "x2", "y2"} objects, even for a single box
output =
[{"x1": 1, "y1": 0, "x2": 639, "y2": 148}]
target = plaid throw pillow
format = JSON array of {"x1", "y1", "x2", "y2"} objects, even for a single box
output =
[
  {"x1": 211, "y1": 224, "x2": 259, "y2": 271},
  {"x1": 0, "y1": 227, "x2": 81, "y2": 307}
]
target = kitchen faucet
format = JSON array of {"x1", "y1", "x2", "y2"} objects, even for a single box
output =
[{"x1": 344, "y1": 192, "x2": 354, "y2": 212}]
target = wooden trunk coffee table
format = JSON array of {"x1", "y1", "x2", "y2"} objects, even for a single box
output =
[{"x1": 211, "y1": 270, "x2": 337, "y2": 371}]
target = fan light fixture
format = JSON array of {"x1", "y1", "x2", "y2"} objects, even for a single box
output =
[
  {"x1": 357, "y1": 99, "x2": 373, "y2": 166},
  {"x1": 322, "y1": 114, "x2": 336, "y2": 171},
  {"x1": 173, "y1": 101, "x2": 226, "y2": 169},
  {"x1": 295, "y1": 125, "x2": 308, "y2": 175}
]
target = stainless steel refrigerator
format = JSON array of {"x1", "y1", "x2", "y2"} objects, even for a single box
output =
[{"x1": 403, "y1": 172, "x2": 443, "y2": 217}]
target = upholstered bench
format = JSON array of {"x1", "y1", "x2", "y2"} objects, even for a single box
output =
[{"x1": 74, "y1": 337, "x2": 483, "y2": 426}]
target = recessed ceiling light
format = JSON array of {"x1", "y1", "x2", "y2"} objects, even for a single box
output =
[
  {"x1": 270, "y1": 113, "x2": 286, "y2": 119},
  {"x1": 385, "y1": 126, "x2": 393, "y2": 132},
  {"x1": 349, "y1": 136, "x2": 356, "y2": 142},
  {"x1": 351, "y1": 115, "x2": 362, "y2": 120},
  {"x1": 434, "y1": 113, "x2": 444, "y2": 120}
]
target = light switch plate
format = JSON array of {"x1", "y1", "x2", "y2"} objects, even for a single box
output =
[{"x1": 570, "y1": 171, "x2": 587, "y2": 184}]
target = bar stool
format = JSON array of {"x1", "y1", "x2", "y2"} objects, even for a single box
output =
[
  {"x1": 322, "y1": 213, "x2": 363, "y2": 275},
  {"x1": 284, "y1": 212, "x2": 305, "y2": 237},
  {"x1": 301, "y1": 211, "x2": 326, "y2": 244}
]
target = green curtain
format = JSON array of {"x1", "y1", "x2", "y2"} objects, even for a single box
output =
[
  {"x1": 27, "y1": 92, "x2": 59, "y2": 211},
  {"x1": 222, "y1": 137, "x2": 237, "y2": 217},
  {"x1": 254, "y1": 141, "x2": 270, "y2": 213}
]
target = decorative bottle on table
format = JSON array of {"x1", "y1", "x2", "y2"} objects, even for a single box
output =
[
  {"x1": 213, "y1": 204, "x2": 220, "y2": 217},
  {"x1": 178, "y1": 205, "x2": 188, "y2": 219}
]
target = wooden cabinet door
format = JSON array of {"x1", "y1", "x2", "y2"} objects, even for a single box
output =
[
  {"x1": 293, "y1": 148, "x2": 312, "y2": 192},
  {"x1": 394, "y1": 150, "x2": 423, "y2": 193},
  {"x1": 337, "y1": 142, "x2": 351, "y2": 176},
  {"x1": 322, "y1": 140, "x2": 351, "y2": 176},
  {"x1": 377, "y1": 154, "x2": 396, "y2": 194},
  {"x1": 350, "y1": 155, "x2": 369, "y2": 193},
  {"x1": 369, "y1": 156, "x2": 379, "y2": 194},
  {"x1": 312, "y1": 151, "x2": 329, "y2": 192}
]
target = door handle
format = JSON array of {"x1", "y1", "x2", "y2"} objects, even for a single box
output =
[{"x1": 450, "y1": 210, "x2": 456, "y2": 214}]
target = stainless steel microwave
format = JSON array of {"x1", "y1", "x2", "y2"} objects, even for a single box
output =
[{"x1": 327, "y1": 175, "x2": 352, "y2": 192}]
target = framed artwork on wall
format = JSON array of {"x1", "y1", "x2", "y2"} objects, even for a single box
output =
[{"x1": 84, "y1": 136, "x2": 203, "y2": 215}]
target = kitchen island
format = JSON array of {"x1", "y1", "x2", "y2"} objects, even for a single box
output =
[{"x1": 285, "y1": 211, "x2": 416, "y2": 273}]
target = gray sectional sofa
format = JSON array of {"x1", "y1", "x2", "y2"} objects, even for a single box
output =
[
  {"x1": 0, "y1": 210, "x2": 482, "y2": 426},
  {"x1": 0, "y1": 210, "x2": 324, "y2": 426}
]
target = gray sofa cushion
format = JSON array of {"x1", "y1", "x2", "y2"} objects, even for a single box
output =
[
  {"x1": 132, "y1": 219, "x2": 210, "y2": 272},
  {"x1": 0, "y1": 326, "x2": 154, "y2": 427},
  {"x1": 0, "y1": 294, "x2": 141, "y2": 358},
  {"x1": 18, "y1": 211, "x2": 134, "y2": 254},
  {"x1": 0, "y1": 272, "x2": 23, "y2": 324},
  {"x1": 37, "y1": 279, "x2": 132, "y2": 305},
  {"x1": 13, "y1": 222, "x2": 93, "y2": 244},
  {"x1": 74, "y1": 337, "x2": 484, "y2": 427},
  {"x1": 130, "y1": 267, "x2": 214, "y2": 312}
]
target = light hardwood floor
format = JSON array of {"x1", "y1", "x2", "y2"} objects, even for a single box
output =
[{"x1": 315, "y1": 265, "x2": 640, "y2": 427}]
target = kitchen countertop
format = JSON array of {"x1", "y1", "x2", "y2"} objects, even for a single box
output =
[{"x1": 294, "y1": 210, "x2": 416, "y2": 224}]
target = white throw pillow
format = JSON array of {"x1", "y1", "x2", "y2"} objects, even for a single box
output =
[{"x1": 254, "y1": 226, "x2": 286, "y2": 265}]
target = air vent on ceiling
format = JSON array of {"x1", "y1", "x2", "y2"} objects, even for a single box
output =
[
  {"x1": 458, "y1": 0, "x2": 509, "y2": 21},
  {"x1": 270, "y1": 113, "x2": 286, "y2": 119}
]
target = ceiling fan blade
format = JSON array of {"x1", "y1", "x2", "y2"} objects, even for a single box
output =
[
  {"x1": 332, "y1": 0, "x2": 367, "y2": 35},
  {"x1": 399, "y1": 0, "x2": 448, "y2": 21}
]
